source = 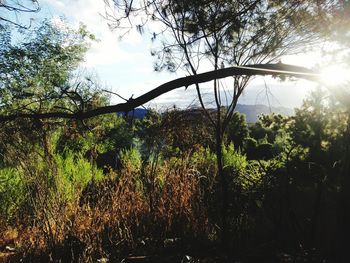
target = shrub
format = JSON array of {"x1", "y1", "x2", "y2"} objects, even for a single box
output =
[
  {"x1": 54, "y1": 151, "x2": 104, "y2": 200},
  {"x1": 0, "y1": 168, "x2": 25, "y2": 222}
]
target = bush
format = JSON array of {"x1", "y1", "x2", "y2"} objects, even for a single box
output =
[
  {"x1": 0, "y1": 168, "x2": 25, "y2": 222},
  {"x1": 54, "y1": 151, "x2": 104, "y2": 200}
]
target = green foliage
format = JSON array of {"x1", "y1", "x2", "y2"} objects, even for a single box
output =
[
  {"x1": 191, "y1": 147, "x2": 216, "y2": 173},
  {"x1": 0, "y1": 168, "x2": 25, "y2": 221},
  {"x1": 225, "y1": 112, "x2": 249, "y2": 149},
  {"x1": 0, "y1": 19, "x2": 97, "y2": 116},
  {"x1": 223, "y1": 143, "x2": 247, "y2": 173},
  {"x1": 0, "y1": 149, "x2": 104, "y2": 223},
  {"x1": 246, "y1": 113, "x2": 292, "y2": 160},
  {"x1": 54, "y1": 151, "x2": 104, "y2": 200},
  {"x1": 222, "y1": 143, "x2": 263, "y2": 191},
  {"x1": 119, "y1": 147, "x2": 142, "y2": 172},
  {"x1": 290, "y1": 88, "x2": 348, "y2": 163},
  {"x1": 57, "y1": 114, "x2": 134, "y2": 155},
  {"x1": 99, "y1": 115, "x2": 135, "y2": 152}
]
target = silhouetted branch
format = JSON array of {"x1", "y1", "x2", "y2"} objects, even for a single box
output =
[{"x1": 0, "y1": 63, "x2": 320, "y2": 123}]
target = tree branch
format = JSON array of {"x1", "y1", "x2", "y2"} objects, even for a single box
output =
[{"x1": 0, "y1": 63, "x2": 319, "y2": 122}]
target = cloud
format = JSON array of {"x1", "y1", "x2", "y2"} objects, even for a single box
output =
[
  {"x1": 42, "y1": 0, "x2": 143, "y2": 67},
  {"x1": 84, "y1": 32, "x2": 131, "y2": 67}
]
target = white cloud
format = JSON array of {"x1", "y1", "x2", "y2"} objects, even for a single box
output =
[
  {"x1": 42, "y1": 0, "x2": 144, "y2": 67},
  {"x1": 84, "y1": 32, "x2": 129, "y2": 67}
]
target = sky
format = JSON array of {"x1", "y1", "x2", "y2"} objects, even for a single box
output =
[{"x1": 22, "y1": 0, "x2": 322, "y2": 110}]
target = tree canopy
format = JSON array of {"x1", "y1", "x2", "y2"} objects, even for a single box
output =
[{"x1": 0, "y1": 20, "x2": 103, "y2": 122}]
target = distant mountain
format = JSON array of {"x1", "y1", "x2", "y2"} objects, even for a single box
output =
[
  {"x1": 117, "y1": 108, "x2": 148, "y2": 119},
  {"x1": 235, "y1": 104, "x2": 294, "y2": 123},
  {"x1": 117, "y1": 104, "x2": 294, "y2": 123}
]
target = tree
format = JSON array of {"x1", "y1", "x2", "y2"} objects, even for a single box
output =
[
  {"x1": 225, "y1": 111, "x2": 249, "y2": 150},
  {"x1": 0, "y1": 20, "x2": 99, "y2": 121},
  {"x1": 105, "y1": 0, "x2": 337, "y2": 247},
  {"x1": 0, "y1": 19, "x2": 102, "y2": 177}
]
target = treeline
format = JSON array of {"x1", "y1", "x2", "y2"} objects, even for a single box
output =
[{"x1": 0, "y1": 87, "x2": 348, "y2": 262}]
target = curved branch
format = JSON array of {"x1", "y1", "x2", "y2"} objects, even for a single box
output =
[{"x1": 0, "y1": 63, "x2": 320, "y2": 122}]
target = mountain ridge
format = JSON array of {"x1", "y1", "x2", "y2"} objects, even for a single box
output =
[{"x1": 118, "y1": 104, "x2": 294, "y2": 123}]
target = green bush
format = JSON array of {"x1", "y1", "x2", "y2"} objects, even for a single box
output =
[
  {"x1": 119, "y1": 147, "x2": 142, "y2": 171},
  {"x1": 223, "y1": 143, "x2": 247, "y2": 173},
  {"x1": 0, "y1": 167, "x2": 25, "y2": 221},
  {"x1": 54, "y1": 151, "x2": 104, "y2": 200},
  {"x1": 0, "y1": 151, "x2": 105, "y2": 223}
]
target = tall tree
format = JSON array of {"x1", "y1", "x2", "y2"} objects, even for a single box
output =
[{"x1": 105, "y1": 0, "x2": 340, "y2": 248}]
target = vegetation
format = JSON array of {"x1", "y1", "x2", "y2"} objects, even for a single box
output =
[
  {"x1": 105, "y1": 0, "x2": 350, "y2": 249},
  {"x1": 1, "y1": 82, "x2": 349, "y2": 262},
  {"x1": 0, "y1": 1, "x2": 350, "y2": 262}
]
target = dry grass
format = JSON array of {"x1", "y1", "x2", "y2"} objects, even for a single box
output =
[{"x1": 1, "y1": 155, "x2": 211, "y2": 262}]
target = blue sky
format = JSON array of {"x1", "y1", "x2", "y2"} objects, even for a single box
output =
[{"x1": 19, "y1": 0, "x2": 322, "y2": 110}]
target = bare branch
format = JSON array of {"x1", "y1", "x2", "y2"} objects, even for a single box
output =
[{"x1": 0, "y1": 0, "x2": 40, "y2": 29}]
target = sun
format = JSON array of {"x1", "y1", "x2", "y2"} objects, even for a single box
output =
[{"x1": 320, "y1": 64, "x2": 350, "y2": 87}]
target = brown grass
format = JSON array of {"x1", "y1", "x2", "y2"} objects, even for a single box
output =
[{"x1": 1, "y1": 154, "x2": 212, "y2": 262}]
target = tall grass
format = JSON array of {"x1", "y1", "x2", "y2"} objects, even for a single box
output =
[
  {"x1": 0, "y1": 147, "x2": 211, "y2": 261},
  {"x1": 0, "y1": 145, "x2": 264, "y2": 261}
]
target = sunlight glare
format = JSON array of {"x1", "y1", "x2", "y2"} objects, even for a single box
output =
[{"x1": 320, "y1": 65, "x2": 350, "y2": 87}]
